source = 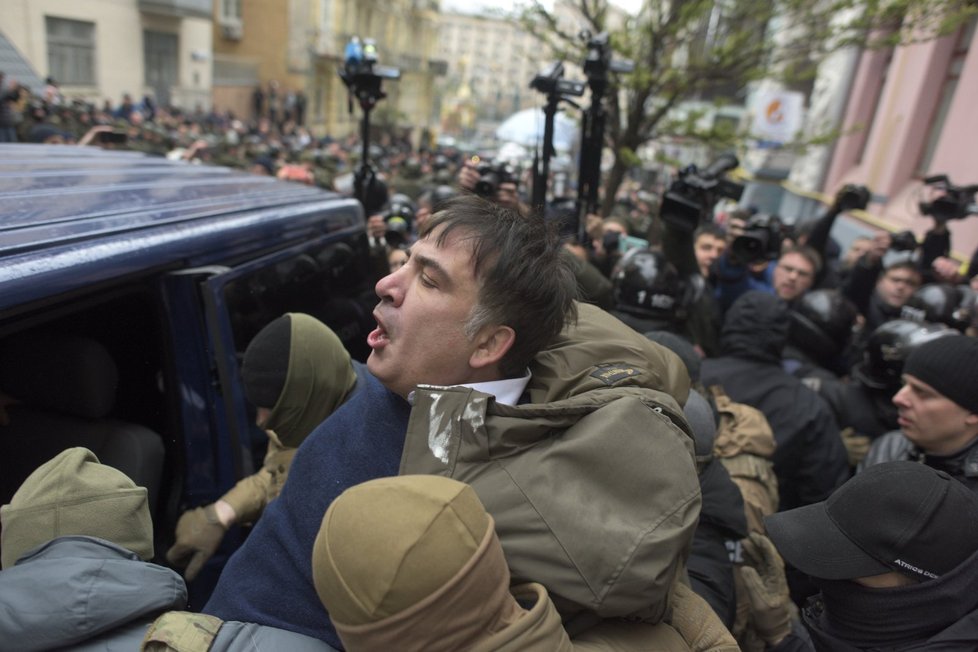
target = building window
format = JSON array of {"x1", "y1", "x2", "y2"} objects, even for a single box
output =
[
  {"x1": 220, "y1": 0, "x2": 242, "y2": 23},
  {"x1": 916, "y1": 17, "x2": 976, "y2": 175},
  {"x1": 46, "y1": 16, "x2": 96, "y2": 86}
]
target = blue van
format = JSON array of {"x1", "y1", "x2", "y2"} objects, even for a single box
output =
[{"x1": 0, "y1": 144, "x2": 372, "y2": 601}]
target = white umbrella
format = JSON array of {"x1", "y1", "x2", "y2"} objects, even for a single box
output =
[
  {"x1": 495, "y1": 108, "x2": 577, "y2": 151},
  {"x1": 496, "y1": 141, "x2": 528, "y2": 163}
]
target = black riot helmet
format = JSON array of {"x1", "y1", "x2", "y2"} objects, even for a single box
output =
[
  {"x1": 959, "y1": 284, "x2": 978, "y2": 331},
  {"x1": 789, "y1": 289, "x2": 859, "y2": 360},
  {"x1": 381, "y1": 193, "x2": 416, "y2": 248},
  {"x1": 901, "y1": 283, "x2": 974, "y2": 332},
  {"x1": 612, "y1": 248, "x2": 688, "y2": 322},
  {"x1": 430, "y1": 184, "x2": 458, "y2": 209},
  {"x1": 853, "y1": 319, "x2": 955, "y2": 391}
]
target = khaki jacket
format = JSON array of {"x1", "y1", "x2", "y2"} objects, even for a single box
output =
[
  {"x1": 709, "y1": 386, "x2": 778, "y2": 535},
  {"x1": 400, "y1": 303, "x2": 701, "y2": 624}
]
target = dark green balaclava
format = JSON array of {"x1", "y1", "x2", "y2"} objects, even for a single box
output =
[{"x1": 241, "y1": 313, "x2": 357, "y2": 447}]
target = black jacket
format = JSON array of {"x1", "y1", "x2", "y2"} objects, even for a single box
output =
[
  {"x1": 782, "y1": 343, "x2": 842, "y2": 384},
  {"x1": 862, "y1": 431, "x2": 978, "y2": 494},
  {"x1": 701, "y1": 292, "x2": 849, "y2": 510},
  {"x1": 688, "y1": 458, "x2": 748, "y2": 628},
  {"x1": 814, "y1": 377, "x2": 898, "y2": 441}
]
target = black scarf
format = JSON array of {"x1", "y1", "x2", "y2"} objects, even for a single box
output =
[{"x1": 803, "y1": 547, "x2": 978, "y2": 649}]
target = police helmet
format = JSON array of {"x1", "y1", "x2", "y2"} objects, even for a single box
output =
[
  {"x1": 901, "y1": 283, "x2": 973, "y2": 332},
  {"x1": 853, "y1": 319, "x2": 955, "y2": 391},
  {"x1": 384, "y1": 194, "x2": 416, "y2": 246},
  {"x1": 612, "y1": 248, "x2": 687, "y2": 321},
  {"x1": 950, "y1": 284, "x2": 976, "y2": 332},
  {"x1": 430, "y1": 185, "x2": 458, "y2": 210},
  {"x1": 789, "y1": 289, "x2": 859, "y2": 360}
]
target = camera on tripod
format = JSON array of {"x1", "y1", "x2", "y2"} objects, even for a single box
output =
[
  {"x1": 583, "y1": 32, "x2": 635, "y2": 79},
  {"x1": 339, "y1": 37, "x2": 401, "y2": 109},
  {"x1": 659, "y1": 153, "x2": 744, "y2": 232},
  {"x1": 530, "y1": 62, "x2": 585, "y2": 99},
  {"x1": 918, "y1": 174, "x2": 978, "y2": 222},
  {"x1": 337, "y1": 36, "x2": 400, "y2": 213}
]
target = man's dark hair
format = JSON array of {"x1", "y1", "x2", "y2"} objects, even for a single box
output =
[
  {"x1": 693, "y1": 222, "x2": 725, "y2": 241},
  {"x1": 780, "y1": 244, "x2": 822, "y2": 277},
  {"x1": 884, "y1": 260, "x2": 921, "y2": 277},
  {"x1": 422, "y1": 195, "x2": 577, "y2": 377}
]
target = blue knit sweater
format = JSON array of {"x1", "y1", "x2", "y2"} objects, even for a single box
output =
[{"x1": 204, "y1": 364, "x2": 411, "y2": 648}]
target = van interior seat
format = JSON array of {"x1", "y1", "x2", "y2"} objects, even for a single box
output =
[{"x1": 0, "y1": 332, "x2": 164, "y2": 513}]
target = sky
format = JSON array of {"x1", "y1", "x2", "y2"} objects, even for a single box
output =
[{"x1": 441, "y1": 0, "x2": 643, "y2": 17}]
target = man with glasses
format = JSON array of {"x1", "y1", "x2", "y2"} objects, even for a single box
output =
[{"x1": 716, "y1": 241, "x2": 823, "y2": 311}]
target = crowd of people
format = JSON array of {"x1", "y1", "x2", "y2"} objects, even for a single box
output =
[
  {"x1": 0, "y1": 73, "x2": 444, "y2": 190},
  {"x1": 4, "y1": 71, "x2": 978, "y2": 652}
]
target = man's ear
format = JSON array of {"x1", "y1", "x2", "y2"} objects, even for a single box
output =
[
  {"x1": 965, "y1": 412, "x2": 978, "y2": 427},
  {"x1": 469, "y1": 325, "x2": 515, "y2": 370}
]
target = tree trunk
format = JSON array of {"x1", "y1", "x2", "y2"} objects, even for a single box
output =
[{"x1": 600, "y1": 153, "x2": 630, "y2": 217}]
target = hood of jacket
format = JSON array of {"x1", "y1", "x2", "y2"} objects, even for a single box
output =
[
  {"x1": 400, "y1": 302, "x2": 700, "y2": 623},
  {"x1": 0, "y1": 536, "x2": 187, "y2": 651},
  {"x1": 720, "y1": 291, "x2": 789, "y2": 363},
  {"x1": 527, "y1": 302, "x2": 690, "y2": 406}
]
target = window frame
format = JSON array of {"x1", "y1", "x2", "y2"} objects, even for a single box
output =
[{"x1": 45, "y1": 16, "x2": 97, "y2": 86}]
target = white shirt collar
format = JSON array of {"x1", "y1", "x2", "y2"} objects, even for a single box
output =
[
  {"x1": 408, "y1": 369, "x2": 531, "y2": 407},
  {"x1": 457, "y1": 369, "x2": 531, "y2": 407}
]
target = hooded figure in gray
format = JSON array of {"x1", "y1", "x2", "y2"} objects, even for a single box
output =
[{"x1": 0, "y1": 447, "x2": 186, "y2": 651}]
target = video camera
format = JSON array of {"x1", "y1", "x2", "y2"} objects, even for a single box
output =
[
  {"x1": 918, "y1": 174, "x2": 978, "y2": 222},
  {"x1": 530, "y1": 62, "x2": 585, "y2": 99},
  {"x1": 731, "y1": 213, "x2": 787, "y2": 265},
  {"x1": 659, "y1": 154, "x2": 744, "y2": 232},
  {"x1": 889, "y1": 230, "x2": 918, "y2": 252},
  {"x1": 582, "y1": 31, "x2": 635, "y2": 81},
  {"x1": 473, "y1": 159, "x2": 518, "y2": 199},
  {"x1": 339, "y1": 37, "x2": 401, "y2": 111},
  {"x1": 834, "y1": 183, "x2": 871, "y2": 212}
]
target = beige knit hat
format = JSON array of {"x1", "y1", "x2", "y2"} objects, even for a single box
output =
[
  {"x1": 312, "y1": 475, "x2": 490, "y2": 625},
  {"x1": 0, "y1": 447, "x2": 153, "y2": 568}
]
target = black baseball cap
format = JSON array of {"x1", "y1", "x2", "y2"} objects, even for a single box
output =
[{"x1": 766, "y1": 461, "x2": 978, "y2": 581}]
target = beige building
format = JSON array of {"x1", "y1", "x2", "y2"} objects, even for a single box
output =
[
  {"x1": 0, "y1": 0, "x2": 213, "y2": 109},
  {"x1": 435, "y1": 1, "x2": 629, "y2": 135},
  {"x1": 213, "y1": 0, "x2": 444, "y2": 137},
  {"x1": 435, "y1": 11, "x2": 542, "y2": 128}
]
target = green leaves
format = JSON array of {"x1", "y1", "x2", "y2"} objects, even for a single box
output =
[{"x1": 508, "y1": 0, "x2": 975, "y2": 213}]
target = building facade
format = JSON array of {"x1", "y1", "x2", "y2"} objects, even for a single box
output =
[
  {"x1": 0, "y1": 0, "x2": 213, "y2": 109},
  {"x1": 435, "y1": 10, "x2": 543, "y2": 131},
  {"x1": 821, "y1": 18, "x2": 978, "y2": 259},
  {"x1": 212, "y1": 0, "x2": 443, "y2": 138}
]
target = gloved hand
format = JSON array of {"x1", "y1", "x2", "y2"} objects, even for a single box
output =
[
  {"x1": 841, "y1": 427, "x2": 871, "y2": 467},
  {"x1": 740, "y1": 532, "x2": 792, "y2": 646},
  {"x1": 667, "y1": 582, "x2": 741, "y2": 651},
  {"x1": 166, "y1": 504, "x2": 227, "y2": 582}
]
